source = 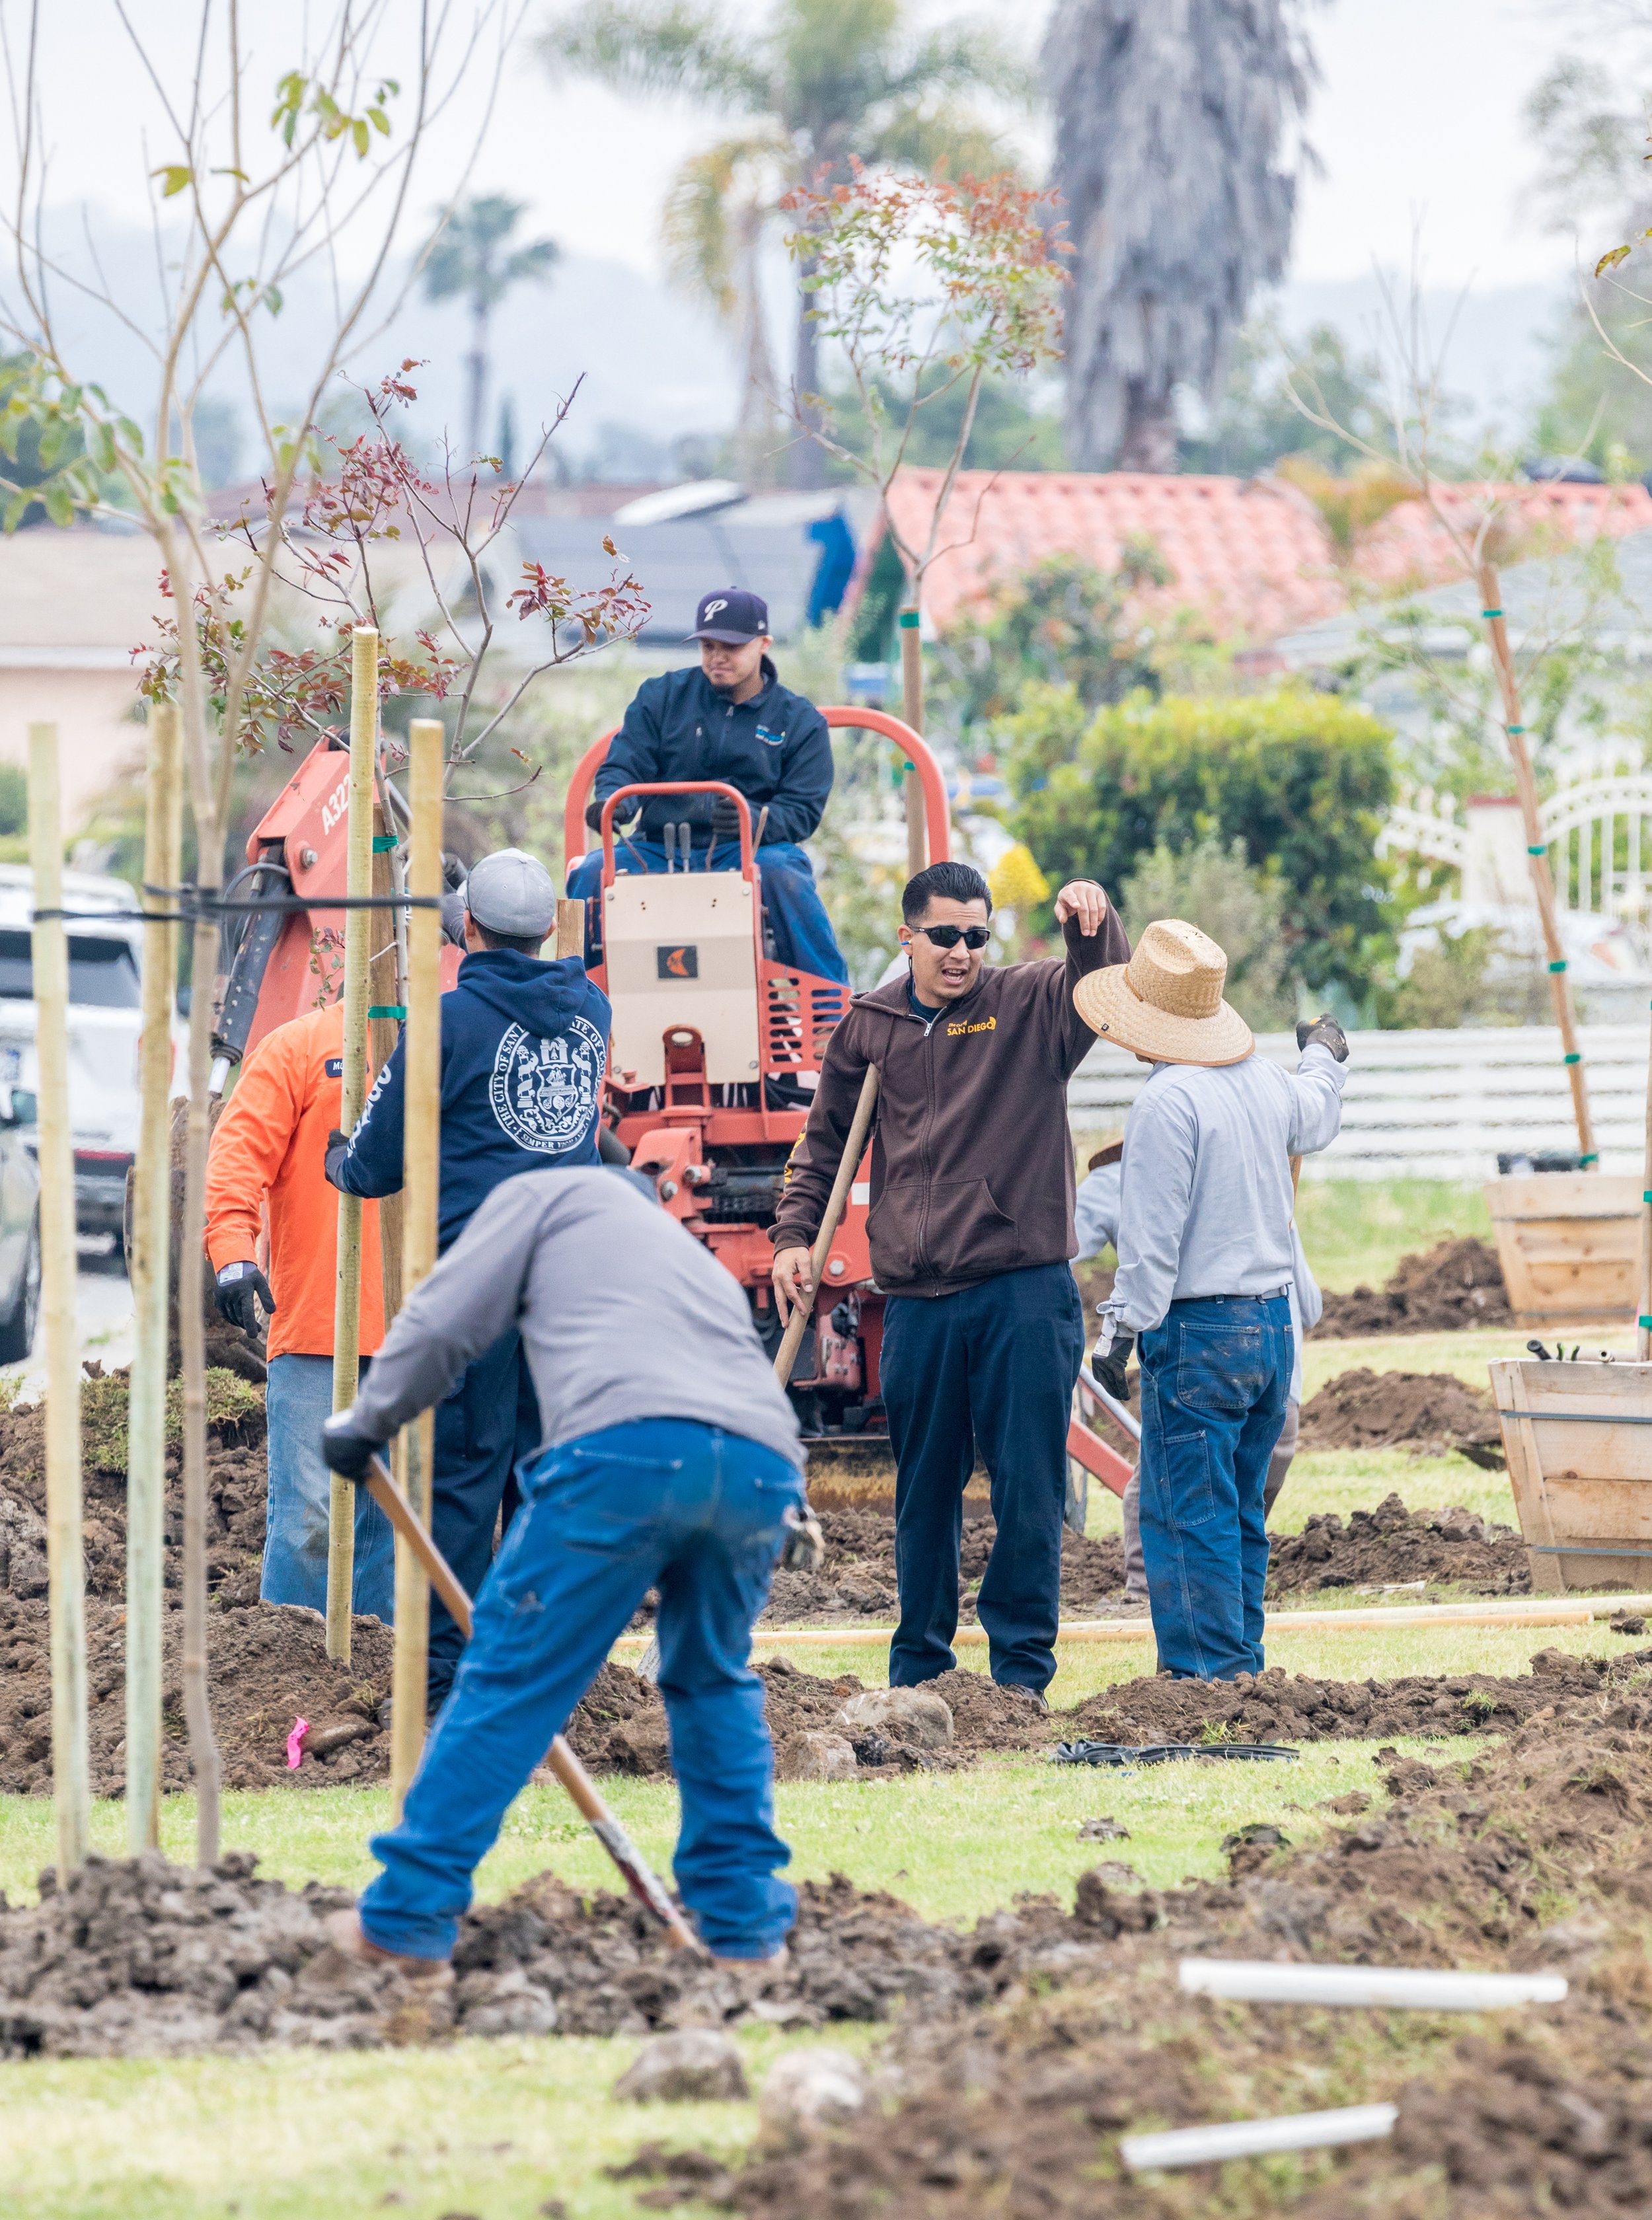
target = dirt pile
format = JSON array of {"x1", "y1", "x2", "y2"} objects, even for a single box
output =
[
  {"x1": 710, "y1": 1709, "x2": 1652, "y2": 2220},
  {"x1": 0, "y1": 1370, "x2": 270, "y2": 1613},
  {"x1": 1266, "y1": 1490, "x2": 1529, "y2": 1598},
  {"x1": 1299, "y1": 1368, "x2": 1505, "y2": 1465},
  {"x1": 1315, "y1": 1236, "x2": 1512, "y2": 1338},
  {"x1": 765, "y1": 1505, "x2": 1129, "y2": 1626},
  {"x1": 1071, "y1": 1643, "x2": 1652, "y2": 1748},
  {"x1": 0, "y1": 1595, "x2": 393, "y2": 1796}
]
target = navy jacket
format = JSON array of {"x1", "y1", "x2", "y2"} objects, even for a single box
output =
[
  {"x1": 334, "y1": 949, "x2": 612, "y2": 1252},
  {"x1": 593, "y1": 657, "x2": 832, "y2": 846}
]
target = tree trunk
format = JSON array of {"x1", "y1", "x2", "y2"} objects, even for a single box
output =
[
  {"x1": 180, "y1": 903, "x2": 223, "y2": 1867},
  {"x1": 790, "y1": 262, "x2": 825, "y2": 491},
  {"x1": 1116, "y1": 383, "x2": 1180, "y2": 473}
]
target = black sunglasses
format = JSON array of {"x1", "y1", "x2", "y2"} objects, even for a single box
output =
[{"x1": 911, "y1": 923, "x2": 991, "y2": 951}]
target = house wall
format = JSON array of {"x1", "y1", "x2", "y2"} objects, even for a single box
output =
[{"x1": 0, "y1": 664, "x2": 145, "y2": 823}]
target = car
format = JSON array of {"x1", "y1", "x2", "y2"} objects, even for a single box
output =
[
  {"x1": 0, "y1": 1081, "x2": 40, "y2": 1363},
  {"x1": 0, "y1": 864, "x2": 150, "y2": 1247}
]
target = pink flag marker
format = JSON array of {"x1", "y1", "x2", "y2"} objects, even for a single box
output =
[{"x1": 286, "y1": 1717, "x2": 310, "y2": 1769}]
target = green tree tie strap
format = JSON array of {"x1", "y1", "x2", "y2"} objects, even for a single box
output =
[
  {"x1": 1641, "y1": 1315, "x2": 1652, "y2": 1331},
  {"x1": 1481, "y1": 608, "x2": 1503, "y2": 618},
  {"x1": 1581, "y1": 1151, "x2": 1598, "y2": 1165},
  {"x1": 1549, "y1": 959, "x2": 1567, "y2": 973},
  {"x1": 897, "y1": 610, "x2": 920, "y2": 628},
  {"x1": 1527, "y1": 844, "x2": 1545, "y2": 856},
  {"x1": 371, "y1": 834, "x2": 398, "y2": 851},
  {"x1": 367, "y1": 1005, "x2": 406, "y2": 1020},
  {"x1": 1564, "y1": 1051, "x2": 1581, "y2": 1064},
  {"x1": 1507, "y1": 724, "x2": 1525, "y2": 734}
]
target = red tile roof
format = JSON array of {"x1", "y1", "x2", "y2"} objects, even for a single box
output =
[{"x1": 875, "y1": 469, "x2": 1652, "y2": 645}]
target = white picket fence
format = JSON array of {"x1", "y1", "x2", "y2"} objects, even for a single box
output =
[{"x1": 1068, "y1": 1023, "x2": 1652, "y2": 1182}]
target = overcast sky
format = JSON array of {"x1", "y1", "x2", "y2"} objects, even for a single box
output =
[{"x1": 3, "y1": 0, "x2": 1593, "y2": 287}]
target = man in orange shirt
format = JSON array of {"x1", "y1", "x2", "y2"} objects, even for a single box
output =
[{"x1": 206, "y1": 998, "x2": 393, "y2": 1619}]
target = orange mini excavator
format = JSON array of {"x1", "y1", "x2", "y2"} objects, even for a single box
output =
[{"x1": 215, "y1": 712, "x2": 1129, "y2": 1512}]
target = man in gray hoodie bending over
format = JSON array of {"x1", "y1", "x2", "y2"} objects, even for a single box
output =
[{"x1": 319, "y1": 1167, "x2": 806, "y2": 1971}]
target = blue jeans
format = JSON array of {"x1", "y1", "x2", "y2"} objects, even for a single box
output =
[
  {"x1": 358, "y1": 1417, "x2": 803, "y2": 1962},
  {"x1": 262, "y1": 1352, "x2": 395, "y2": 1621},
  {"x1": 566, "y1": 838, "x2": 848, "y2": 984},
  {"x1": 1137, "y1": 1294, "x2": 1293, "y2": 1680},
  {"x1": 881, "y1": 1262, "x2": 1085, "y2": 1694},
  {"x1": 429, "y1": 1329, "x2": 542, "y2": 1708}
]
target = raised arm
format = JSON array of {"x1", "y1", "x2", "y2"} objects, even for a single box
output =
[
  {"x1": 1286, "y1": 1035, "x2": 1348, "y2": 1159},
  {"x1": 1045, "y1": 887, "x2": 1131, "y2": 1076}
]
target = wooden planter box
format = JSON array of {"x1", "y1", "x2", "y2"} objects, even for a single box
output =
[
  {"x1": 1483, "y1": 1174, "x2": 1642, "y2": 1326},
  {"x1": 1491, "y1": 1357, "x2": 1652, "y2": 1592}
]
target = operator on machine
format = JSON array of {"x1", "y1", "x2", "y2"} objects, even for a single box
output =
[
  {"x1": 319, "y1": 1166, "x2": 806, "y2": 1974},
  {"x1": 566, "y1": 587, "x2": 847, "y2": 983},
  {"x1": 326, "y1": 848, "x2": 611, "y2": 1709}
]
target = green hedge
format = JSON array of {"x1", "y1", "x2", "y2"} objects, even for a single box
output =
[{"x1": 1003, "y1": 684, "x2": 1397, "y2": 995}]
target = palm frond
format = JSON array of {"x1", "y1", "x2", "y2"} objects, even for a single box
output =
[
  {"x1": 659, "y1": 135, "x2": 786, "y2": 321},
  {"x1": 541, "y1": 1, "x2": 769, "y2": 110}
]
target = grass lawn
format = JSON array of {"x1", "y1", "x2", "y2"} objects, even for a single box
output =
[{"x1": 1293, "y1": 1178, "x2": 1493, "y2": 1294}]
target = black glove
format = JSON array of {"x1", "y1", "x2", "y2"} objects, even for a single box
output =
[
  {"x1": 1091, "y1": 1330, "x2": 1135, "y2": 1404},
  {"x1": 711, "y1": 794, "x2": 742, "y2": 840},
  {"x1": 321, "y1": 1409, "x2": 385, "y2": 1482},
  {"x1": 323, "y1": 1127, "x2": 350, "y2": 1189},
  {"x1": 213, "y1": 1260, "x2": 274, "y2": 1336},
  {"x1": 1295, "y1": 1012, "x2": 1349, "y2": 1063},
  {"x1": 585, "y1": 795, "x2": 637, "y2": 833}
]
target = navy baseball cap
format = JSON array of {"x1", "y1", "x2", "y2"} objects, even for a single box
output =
[{"x1": 688, "y1": 587, "x2": 769, "y2": 644}]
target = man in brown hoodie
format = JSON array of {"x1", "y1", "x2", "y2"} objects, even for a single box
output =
[{"x1": 771, "y1": 859, "x2": 1127, "y2": 1697}]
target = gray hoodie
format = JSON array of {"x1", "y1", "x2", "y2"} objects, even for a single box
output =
[{"x1": 349, "y1": 1167, "x2": 804, "y2": 1471}]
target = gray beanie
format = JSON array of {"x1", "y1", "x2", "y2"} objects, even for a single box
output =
[{"x1": 464, "y1": 848, "x2": 556, "y2": 940}]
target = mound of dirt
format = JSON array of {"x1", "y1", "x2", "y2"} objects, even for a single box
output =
[
  {"x1": 1267, "y1": 1490, "x2": 1529, "y2": 1598},
  {"x1": 764, "y1": 1505, "x2": 1129, "y2": 1626},
  {"x1": 0, "y1": 1594, "x2": 393, "y2": 1797},
  {"x1": 1072, "y1": 1643, "x2": 1651, "y2": 1748},
  {"x1": 1314, "y1": 1235, "x2": 1512, "y2": 1337},
  {"x1": 1299, "y1": 1368, "x2": 1505, "y2": 1464}
]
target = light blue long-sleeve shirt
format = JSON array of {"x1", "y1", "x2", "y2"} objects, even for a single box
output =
[{"x1": 1098, "y1": 1044, "x2": 1345, "y2": 1350}]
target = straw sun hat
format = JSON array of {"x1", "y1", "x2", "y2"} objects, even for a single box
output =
[{"x1": 1072, "y1": 918, "x2": 1255, "y2": 1067}]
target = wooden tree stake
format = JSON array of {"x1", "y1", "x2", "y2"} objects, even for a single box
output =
[
  {"x1": 1478, "y1": 562, "x2": 1595, "y2": 1165},
  {"x1": 28, "y1": 723, "x2": 89, "y2": 1874},
  {"x1": 554, "y1": 897, "x2": 584, "y2": 961},
  {"x1": 327, "y1": 627, "x2": 379, "y2": 1660},
  {"x1": 897, "y1": 607, "x2": 926, "y2": 879},
  {"x1": 389, "y1": 718, "x2": 444, "y2": 1812},
  {"x1": 370, "y1": 803, "x2": 406, "y2": 1329},
  {"x1": 126, "y1": 702, "x2": 181, "y2": 1851}
]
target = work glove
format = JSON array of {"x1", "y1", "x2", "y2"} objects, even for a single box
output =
[
  {"x1": 585, "y1": 796, "x2": 638, "y2": 833},
  {"x1": 1295, "y1": 1012, "x2": 1349, "y2": 1064},
  {"x1": 213, "y1": 1260, "x2": 274, "y2": 1337},
  {"x1": 1090, "y1": 1326, "x2": 1135, "y2": 1404},
  {"x1": 780, "y1": 1501, "x2": 825, "y2": 1572},
  {"x1": 710, "y1": 794, "x2": 742, "y2": 842},
  {"x1": 320, "y1": 1409, "x2": 385, "y2": 1483},
  {"x1": 323, "y1": 1127, "x2": 350, "y2": 1189}
]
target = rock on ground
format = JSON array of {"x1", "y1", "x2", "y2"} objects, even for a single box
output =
[{"x1": 613, "y1": 2028, "x2": 749, "y2": 2102}]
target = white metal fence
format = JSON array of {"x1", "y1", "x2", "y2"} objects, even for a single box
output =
[{"x1": 1068, "y1": 1023, "x2": 1652, "y2": 1182}]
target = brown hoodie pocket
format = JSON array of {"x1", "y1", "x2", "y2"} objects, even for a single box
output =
[
  {"x1": 872, "y1": 1179, "x2": 925, "y2": 1285},
  {"x1": 920, "y1": 1178, "x2": 1022, "y2": 1281}
]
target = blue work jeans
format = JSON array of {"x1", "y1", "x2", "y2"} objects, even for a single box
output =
[
  {"x1": 429, "y1": 1330, "x2": 542, "y2": 1708},
  {"x1": 358, "y1": 1417, "x2": 803, "y2": 1962},
  {"x1": 1137, "y1": 1293, "x2": 1293, "y2": 1681},
  {"x1": 566, "y1": 837, "x2": 848, "y2": 984},
  {"x1": 880, "y1": 1261, "x2": 1085, "y2": 1694},
  {"x1": 262, "y1": 1352, "x2": 394, "y2": 1621}
]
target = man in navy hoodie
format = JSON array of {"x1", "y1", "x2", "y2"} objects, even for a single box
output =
[
  {"x1": 566, "y1": 587, "x2": 846, "y2": 982},
  {"x1": 327, "y1": 847, "x2": 612, "y2": 1703}
]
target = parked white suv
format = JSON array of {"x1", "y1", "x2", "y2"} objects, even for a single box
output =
[{"x1": 0, "y1": 865, "x2": 148, "y2": 1241}]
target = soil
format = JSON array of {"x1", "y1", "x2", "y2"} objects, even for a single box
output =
[
  {"x1": 1265, "y1": 1491, "x2": 1530, "y2": 1598},
  {"x1": 1314, "y1": 1236, "x2": 1512, "y2": 1337},
  {"x1": 1298, "y1": 1368, "x2": 1505, "y2": 1465},
  {"x1": 764, "y1": 1506, "x2": 1129, "y2": 1627}
]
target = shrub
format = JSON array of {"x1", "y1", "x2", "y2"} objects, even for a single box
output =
[
  {"x1": 1120, "y1": 836, "x2": 1298, "y2": 1029},
  {"x1": 1003, "y1": 684, "x2": 1396, "y2": 996}
]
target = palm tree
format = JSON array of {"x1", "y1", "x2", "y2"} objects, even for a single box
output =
[
  {"x1": 422, "y1": 194, "x2": 560, "y2": 463},
  {"x1": 544, "y1": 0, "x2": 1023, "y2": 487},
  {"x1": 1044, "y1": 0, "x2": 1315, "y2": 472}
]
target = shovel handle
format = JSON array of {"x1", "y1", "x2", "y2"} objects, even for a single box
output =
[
  {"x1": 774, "y1": 1064, "x2": 880, "y2": 1388},
  {"x1": 361, "y1": 1454, "x2": 702, "y2": 1954}
]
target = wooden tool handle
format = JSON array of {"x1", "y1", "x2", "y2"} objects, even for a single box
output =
[
  {"x1": 773, "y1": 1064, "x2": 880, "y2": 1388},
  {"x1": 362, "y1": 1456, "x2": 702, "y2": 1953}
]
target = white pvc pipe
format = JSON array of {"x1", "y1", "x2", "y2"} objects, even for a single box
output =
[
  {"x1": 1121, "y1": 2103, "x2": 1398, "y2": 2172},
  {"x1": 1179, "y1": 1960, "x2": 1567, "y2": 2011}
]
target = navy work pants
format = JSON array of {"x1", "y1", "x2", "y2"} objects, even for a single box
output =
[
  {"x1": 880, "y1": 1261, "x2": 1085, "y2": 1694},
  {"x1": 1137, "y1": 1292, "x2": 1293, "y2": 1681},
  {"x1": 429, "y1": 1329, "x2": 542, "y2": 1706},
  {"x1": 359, "y1": 1417, "x2": 802, "y2": 1962},
  {"x1": 566, "y1": 837, "x2": 848, "y2": 984}
]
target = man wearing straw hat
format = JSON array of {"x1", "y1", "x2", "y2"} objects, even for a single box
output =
[{"x1": 1075, "y1": 920, "x2": 1347, "y2": 1681}]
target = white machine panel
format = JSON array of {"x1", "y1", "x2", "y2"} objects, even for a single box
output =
[{"x1": 604, "y1": 872, "x2": 760, "y2": 1087}]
